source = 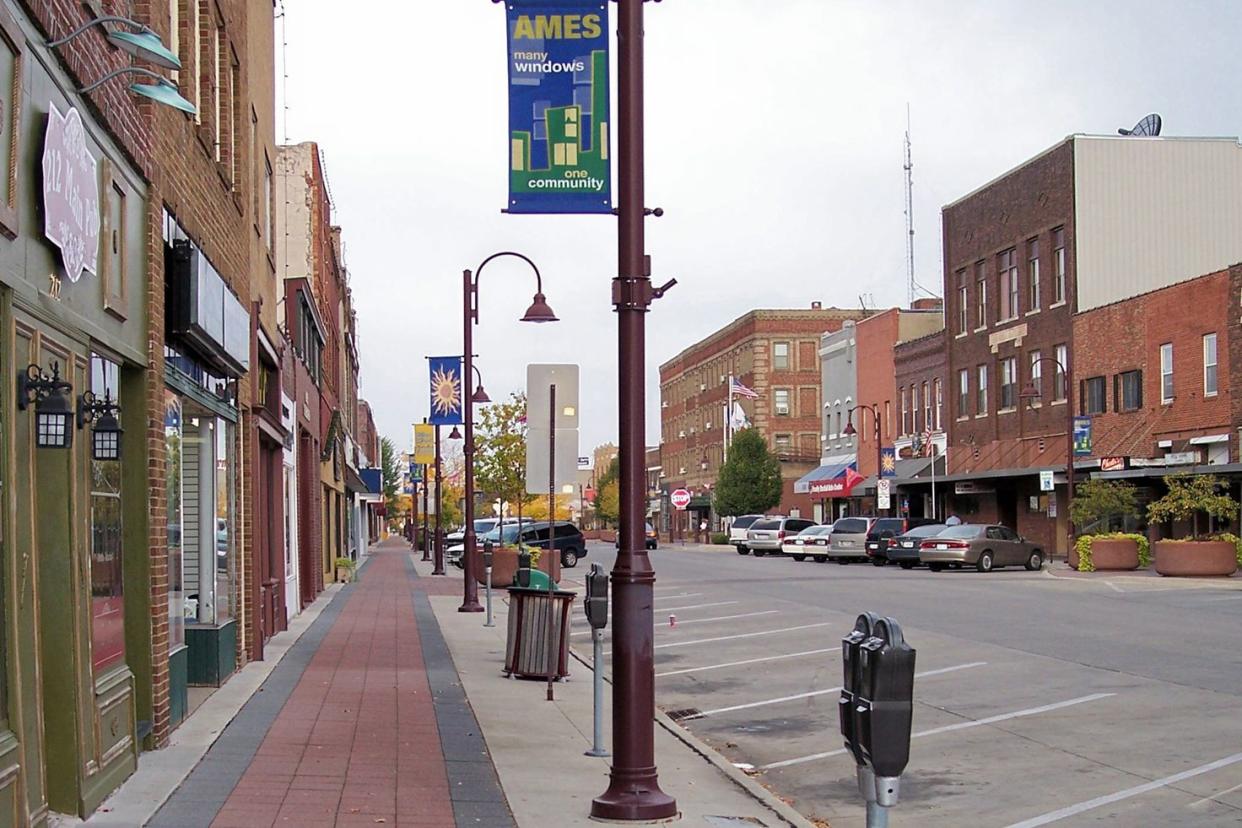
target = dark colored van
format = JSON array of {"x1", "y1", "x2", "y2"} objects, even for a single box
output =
[
  {"x1": 866, "y1": 516, "x2": 939, "y2": 565},
  {"x1": 522, "y1": 521, "x2": 588, "y2": 568}
]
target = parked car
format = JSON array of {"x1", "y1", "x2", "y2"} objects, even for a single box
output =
[
  {"x1": 729, "y1": 515, "x2": 766, "y2": 555},
  {"x1": 826, "y1": 516, "x2": 877, "y2": 562},
  {"x1": 447, "y1": 522, "x2": 524, "y2": 567},
  {"x1": 885, "y1": 524, "x2": 948, "y2": 568},
  {"x1": 446, "y1": 517, "x2": 524, "y2": 546},
  {"x1": 613, "y1": 522, "x2": 659, "y2": 550},
  {"x1": 865, "y1": 517, "x2": 940, "y2": 565},
  {"x1": 449, "y1": 520, "x2": 587, "y2": 569},
  {"x1": 746, "y1": 517, "x2": 815, "y2": 557},
  {"x1": 782, "y1": 525, "x2": 832, "y2": 561},
  {"x1": 919, "y1": 524, "x2": 1044, "y2": 572}
]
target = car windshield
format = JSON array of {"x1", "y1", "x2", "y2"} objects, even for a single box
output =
[
  {"x1": 752, "y1": 519, "x2": 782, "y2": 530},
  {"x1": 482, "y1": 524, "x2": 523, "y2": 543},
  {"x1": 475, "y1": 519, "x2": 497, "y2": 532},
  {"x1": 733, "y1": 516, "x2": 762, "y2": 529},
  {"x1": 832, "y1": 518, "x2": 868, "y2": 533},
  {"x1": 940, "y1": 525, "x2": 985, "y2": 539},
  {"x1": 904, "y1": 524, "x2": 948, "y2": 538},
  {"x1": 872, "y1": 519, "x2": 906, "y2": 534}
]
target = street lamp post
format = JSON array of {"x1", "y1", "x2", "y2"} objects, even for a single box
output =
[
  {"x1": 432, "y1": 425, "x2": 445, "y2": 576},
  {"x1": 1019, "y1": 354, "x2": 1075, "y2": 560},
  {"x1": 592, "y1": 0, "x2": 678, "y2": 820},
  {"x1": 460, "y1": 252, "x2": 557, "y2": 613},
  {"x1": 844, "y1": 404, "x2": 886, "y2": 516}
]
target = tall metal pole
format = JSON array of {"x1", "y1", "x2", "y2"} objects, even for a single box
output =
[
  {"x1": 433, "y1": 425, "x2": 446, "y2": 576},
  {"x1": 1064, "y1": 356, "x2": 1075, "y2": 562},
  {"x1": 460, "y1": 273, "x2": 483, "y2": 611},
  {"x1": 412, "y1": 462, "x2": 421, "y2": 552},
  {"x1": 422, "y1": 463, "x2": 430, "y2": 562},
  {"x1": 545, "y1": 383, "x2": 557, "y2": 702},
  {"x1": 874, "y1": 407, "x2": 886, "y2": 517},
  {"x1": 593, "y1": 0, "x2": 677, "y2": 819}
]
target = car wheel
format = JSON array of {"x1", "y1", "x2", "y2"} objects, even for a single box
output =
[
  {"x1": 561, "y1": 549, "x2": 578, "y2": 569},
  {"x1": 871, "y1": 558, "x2": 886, "y2": 567},
  {"x1": 976, "y1": 550, "x2": 994, "y2": 573},
  {"x1": 736, "y1": 546, "x2": 749, "y2": 556},
  {"x1": 1025, "y1": 550, "x2": 1044, "y2": 571},
  {"x1": 927, "y1": 563, "x2": 944, "y2": 572},
  {"x1": 753, "y1": 549, "x2": 767, "y2": 557},
  {"x1": 899, "y1": 562, "x2": 914, "y2": 570},
  {"x1": 814, "y1": 555, "x2": 827, "y2": 563},
  {"x1": 836, "y1": 557, "x2": 848, "y2": 565},
  {"x1": 791, "y1": 554, "x2": 806, "y2": 562}
]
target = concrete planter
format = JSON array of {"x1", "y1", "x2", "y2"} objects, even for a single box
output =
[
  {"x1": 1153, "y1": 540, "x2": 1238, "y2": 577},
  {"x1": 1090, "y1": 538, "x2": 1141, "y2": 571},
  {"x1": 469, "y1": 544, "x2": 560, "y2": 587}
]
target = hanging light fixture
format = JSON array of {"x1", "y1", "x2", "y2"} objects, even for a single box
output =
[
  {"x1": 78, "y1": 390, "x2": 123, "y2": 461},
  {"x1": 16, "y1": 363, "x2": 75, "y2": 449}
]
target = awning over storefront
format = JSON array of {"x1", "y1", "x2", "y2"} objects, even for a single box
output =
[
  {"x1": 794, "y1": 456, "x2": 861, "y2": 497},
  {"x1": 857, "y1": 455, "x2": 946, "y2": 491},
  {"x1": 344, "y1": 465, "x2": 368, "y2": 494}
]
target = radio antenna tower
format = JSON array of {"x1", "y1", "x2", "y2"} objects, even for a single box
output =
[{"x1": 904, "y1": 104, "x2": 916, "y2": 308}]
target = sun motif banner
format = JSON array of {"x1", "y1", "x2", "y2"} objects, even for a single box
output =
[{"x1": 428, "y1": 356, "x2": 464, "y2": 426}]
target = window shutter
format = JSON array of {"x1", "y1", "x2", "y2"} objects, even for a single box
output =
[
  {"x1": 1113, "y1": 374, "x2": 1120, "y2": 413},
  {"x1": 1079, "y1": 380, "x2": 1085, "y2": 415},
  {"x1": 1135, "y1": 370, "x2": 1143, "y2": 408}
]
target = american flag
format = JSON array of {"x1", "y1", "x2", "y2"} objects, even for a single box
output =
[
  {"x1": 920, "y1": 427, "x2": 935, "y2": 457},
  {"x1": 730, "y1": 378, "x2": 759, "y2": 399}
]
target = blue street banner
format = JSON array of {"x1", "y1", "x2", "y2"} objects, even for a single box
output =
[
  {"x1": 880, "y1": 447, "x2": 897, "y2": 478},
  {"x1": 505, "y1": 0, "x2": 611, "y2": 214},
  {"x1": 428, "y1": 356, "x2": 463, "y2": 426},
  {"x1": 1073, "y1": 416, "x2": 1093, "y2": 456},
  {"x1": 409, "y1": 462, "x2": 422, "y2": 482}
]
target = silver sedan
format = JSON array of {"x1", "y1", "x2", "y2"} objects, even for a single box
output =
[{"x1": 918, "y1": 524, "x2": 1044, "y2": 573}]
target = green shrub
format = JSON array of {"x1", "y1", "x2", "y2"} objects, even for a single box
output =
[
  {"x1": 710, "y1": 532, "x2": 729, "y2": 545},
  {"x1": 334, "y1": 556, "x2": 355, "y2": 572},
  {"x1": 1209, "y1": 532, "x2": 1242, "y2": 568},
  {"x1": 1147, "y1": 473, "x2": 1238, "y2": 539},
  {"x1": 1074, "y1": 533, "x2": 1150, "y2": 572}
]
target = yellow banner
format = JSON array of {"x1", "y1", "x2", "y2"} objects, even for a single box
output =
[{"x1": 413, "y1": 424, "x2": 435, "y2": 464}]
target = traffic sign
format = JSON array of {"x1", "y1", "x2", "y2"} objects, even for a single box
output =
[
  {"x1": 877, "y1": 479, "x2": 891, "y2": 511},
  {"x1": 670, "y1": 489, "x2": 692, "y2": 510}
]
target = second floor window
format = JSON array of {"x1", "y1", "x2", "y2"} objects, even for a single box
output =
[
  {"x1": 958, "y1": 369, "x2": 969, "y2": 417},
  {"x1": 933, "y1": 378, "x2": 942, "y2": 430},
  {"x1": 900, "y1": 387, "x2": 908, "y2": 435},
  {"x1": 1204, "y1": 333, "x2": 1218, "y2": 397},
  {"x1": 911, "y1": 384, "x2": 920, "y2": 433},
  {"x1": 774, "y1": 388, "x2": 791, "y2": 416},
  {"x1": 956, "y1": 272, "x2": 968, "y2": 334},
  {"x1": 1000, "y1": 249, "x2": 1019, "y2": 320},
  {"x1": 1116, "y1": 370, "x2": 1143, "y2": 412},
  {"x1": 1029, "y1": 350, "x2": 1043, "y2": 400},
  {"x1": 977, "y1": 365, "x2": 988, "y2": 415},
  {"x1": 1027, "y1": 238, "x2": 1040, "y2": 310},
  {"x1": 1160, "y1": 343, "x2": 1174, "y2": 403},
  {"x1": 1053, "y1": 227, "x2": 1066, "y2": 305},
  {"x1": 1000, "y1": 357, "x2": 1017, "y2": 409},
  {"x1": 1054, "y1": 344, "x2": 1068, "y2": 401},
  {"x1": 1082, "y1": 376, "x2": 1107, "y2": 416},
  {"x1": 976, "y1": 261, "x2": 988, "y2": 328},
  {"x1": 923, "y1": 381, "x2": 932, "y2": 432},
  {"x1": 773, "y1": 342, "x2": 790, "y2": 370}
]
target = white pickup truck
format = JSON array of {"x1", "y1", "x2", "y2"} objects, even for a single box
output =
[{"x1": 728, "y1": 515, "x2": 765, "y2": 555}]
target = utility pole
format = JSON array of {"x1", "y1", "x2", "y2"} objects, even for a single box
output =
[{"x1": 592, "y1": 0, "x2": 677, "y2": 820}]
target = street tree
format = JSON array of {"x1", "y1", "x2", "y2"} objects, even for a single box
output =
[
  {"x1": 474, "y1": 392, "x2": 532, "y2": 517},
  {"x1": 713, "y1": 428, "x2": 782, "y2": 517},
  {"x1": 380, "y1": 437, "x2": 406, "y2": 522},
  {"x1": 594, "y1": 455, "x2": 620, "y2": 525}
]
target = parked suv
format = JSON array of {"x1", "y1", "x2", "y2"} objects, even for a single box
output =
[
  {"x1": 729, "y1": 515, "x2": 766, "y2": 555},
  {"x1": 523, "y1": 521, "x2": 589, "y2": 569},
  {"x1": 865, "y1": 517, "x2": 939, "y2": 565},
  {"x1": 827, "y1": 516, "x2": 877, "y2": 562},
  {"x1": 746, "y1": 517, "x2": 816, "y2": 557}
]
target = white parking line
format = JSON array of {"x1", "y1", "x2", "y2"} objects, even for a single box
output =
[
  {"x1": 1005, "y1": 751, "x2": 1242, "y2": 827},
  {"x1": 571, "y1": 610, "x2": 778, "y2": 638},
  {"x1": 700, "y1": 662, "x2": 986, "y2": 719},
  {"x1": 604, "y1": 622, "x2": 835, "y2": 655},
  {"x1": 760, "y1": 691, "x2": 1111, "y2": 771},
  {"x1": 656, "y1": 647, "x2": 839, "y2": 678},
  {"x1": 656, "y1": 601, "x2": 739, "y2": 613},
  {"x1": 654, "y1": 593, "x2": 703, "y2": 602},
  {"x1": 1190, "y1": 780, "x2": 1242, "y2": 809}
]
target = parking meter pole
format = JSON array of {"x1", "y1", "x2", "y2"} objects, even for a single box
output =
[
  {"x1": 586, "y1": 627, "x2": 609, "y2": 758},
  {"x1": 865, "y1": 802, "x2": 889, "y2": 828},
  {"x1": 545, "y1": 384, "x2": 558, "y2": 703},
  {"x1": 421, "y1": 464, "x2": 430, "y2": 561},
  {"x1": 432, "y1": 426, "x2": 446, "y2": 575},
  {"x1": 484, "y1": 566, "x2": 494, "y2": 627}
]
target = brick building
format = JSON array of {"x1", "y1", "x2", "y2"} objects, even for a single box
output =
[
  {"x1": 941, "y1": 134, "x2": 1242, "y2": 555},
  {"x1": 891, "y1": 326, "x2": 948, "y2": 519},
  {"x1": 660, "y1": 305, "x2": 868, "y2": 528}
]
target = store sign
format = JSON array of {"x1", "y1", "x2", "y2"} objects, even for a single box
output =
[
  {"x1": 42, "y1": 103, "x2": 101, "y2": 283},
  {"x1": 1072, "y1": 416, "x2": 1093, "y2": 457},
  {"x1": 504, "y1": 1, "x2": 612, "y2": 214},
  {"x1": 1166, "y1": 451, "x2": 1198, "y2": 466},
  {"x1": 809, "y1": 467, "x2": 863, "y2": 497},
  {"x1": 954, "y1": 481, "x2": 994, "y2": 495},
  {"x1": 1039, "y1": 470, "x2": 1055, "y2": 492},
  {"x1": 1100, "y1": 456, "x2": 1127, "y2": 472}
]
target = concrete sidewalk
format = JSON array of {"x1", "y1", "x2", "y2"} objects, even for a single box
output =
[{"x1": 416, "y1": 555, "x2": 814, "y2": 828}]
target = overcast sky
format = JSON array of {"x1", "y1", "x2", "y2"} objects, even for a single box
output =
[{"x1": 277, "y1": 0, "x2": 1242, "y2": 458}]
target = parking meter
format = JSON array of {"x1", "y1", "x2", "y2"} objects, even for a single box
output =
[
  {"x1": 584, "y1": 563, "x2": 609, "y2": 629},
  {"x1": 483, "y1": 541, "x2": 494, "y2": 570},
  {"x1": 516, "y1": 548, "x2": 532, "y2": 588},
  {"x1": 856, "y1": 617, "x2": 916, "y2": 808},
  {"x1": 840, "y1": 612, "x2": 880, "y2": 765}
]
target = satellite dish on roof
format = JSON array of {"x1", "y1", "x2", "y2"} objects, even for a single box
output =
[{"x1": 1118, "y1": 113, "x2": 1162, "y2": 137}]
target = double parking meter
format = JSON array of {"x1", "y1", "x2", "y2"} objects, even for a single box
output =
[
  {"x1": 840, "y1": 613, "x2": 916, "y2": 816},
  {"x1": 516, "y1": 548, "x2": 532, "y2": 588},
  {"x1": 584, "y1": 563, "x2": 609, "y2": 630},
  {"x1": 482, "y1": 540, "x2": 494, "y2": 570}
]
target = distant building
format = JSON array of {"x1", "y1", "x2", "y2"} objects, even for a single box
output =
[{"x1": 660, "y1": 305, "x2": 870, "y2": 529}]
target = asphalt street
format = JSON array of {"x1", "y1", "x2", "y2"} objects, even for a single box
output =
[{"x1": 563, "y1": 540, "x2": 1242, "y2": 828}]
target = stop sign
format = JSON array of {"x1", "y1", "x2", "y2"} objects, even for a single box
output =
[{"x1": 670, "y1": 489, "x2": 692, "y2": 510}]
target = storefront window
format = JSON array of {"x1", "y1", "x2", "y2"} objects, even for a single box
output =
[
  {"x1": 165, "y1": 392, "x2": 185, "y2": 650},
  {"x1": 178, "y1": 406, "x2": 237, "y2": 626},
  {"x1": 90, "y1": 355, "x2": 124, "y2": 673},
  {"x1": 215, "y1": 418, "x2": 234, "y2": 622}
]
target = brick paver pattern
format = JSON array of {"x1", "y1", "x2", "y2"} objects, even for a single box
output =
[{"x1": 210, "y1": 541, "x2": 461, "y2": 827}]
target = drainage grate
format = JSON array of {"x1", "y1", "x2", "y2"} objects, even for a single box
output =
[{"x1": 664, "y1": 707, "x2": 704, "y2": 722}]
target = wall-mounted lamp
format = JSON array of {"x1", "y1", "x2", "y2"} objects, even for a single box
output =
[
  {"x1": 17, "y1": 363, "x2": 74, "y2": 448},
  {"x1": 78, "y1": 390, "x2": 123, "y2": 461}
]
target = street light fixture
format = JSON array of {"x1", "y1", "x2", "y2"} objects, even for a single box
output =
[
  {"x1": 1020, "y1": 354, "x2": 1075, "y2": 560},
  {"x1": 845, "y1": 404, "x2": 886, "y2": 515},
  {"x1": 49, "y1": 15, "x2": 182, "y2": 70},
  {"x1": 460, "y1": 252, "x2": 557, "y2": 613}
]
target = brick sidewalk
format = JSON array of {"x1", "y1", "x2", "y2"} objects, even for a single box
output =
[{"x1": 150, "y1": 538, "x2": 510, "y2": 828}]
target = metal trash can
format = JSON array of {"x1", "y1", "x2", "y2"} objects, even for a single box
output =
[{"x1": 504, "y1": 587, "x2": 576, "y2": 680}]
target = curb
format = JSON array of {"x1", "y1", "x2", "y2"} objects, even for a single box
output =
[{"x1": 567, "y1": 647, "x2": 816, "y2": 828}]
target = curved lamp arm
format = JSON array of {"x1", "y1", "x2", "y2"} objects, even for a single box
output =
[
  {"x1": 79, "y1": 66, "x2": 168, "y2": 94},
  {"x1": 469, "y1": 251, "x2": 546, "y2": 324},
  {"x1": 48, "y1": 15, "x2": 148, "y2": 48}
]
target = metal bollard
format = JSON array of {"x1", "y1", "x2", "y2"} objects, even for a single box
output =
[{"x1": 483, "y1": 542, "x2": 495, "y2": 628}]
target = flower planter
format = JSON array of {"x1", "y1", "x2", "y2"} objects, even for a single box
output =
[
  {"x1": 1153, "y1": 540, "x2": 1238, "y2": 577},
  {"x1": 335, "y1": 566, "x2": 353, "y2": 584},
  {"x1": 1090, "y1": 538, "x2": 1141, "y2": 571},
  {"x1": 468, "y1": 544, "x2": 561, "y2": 587}
]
